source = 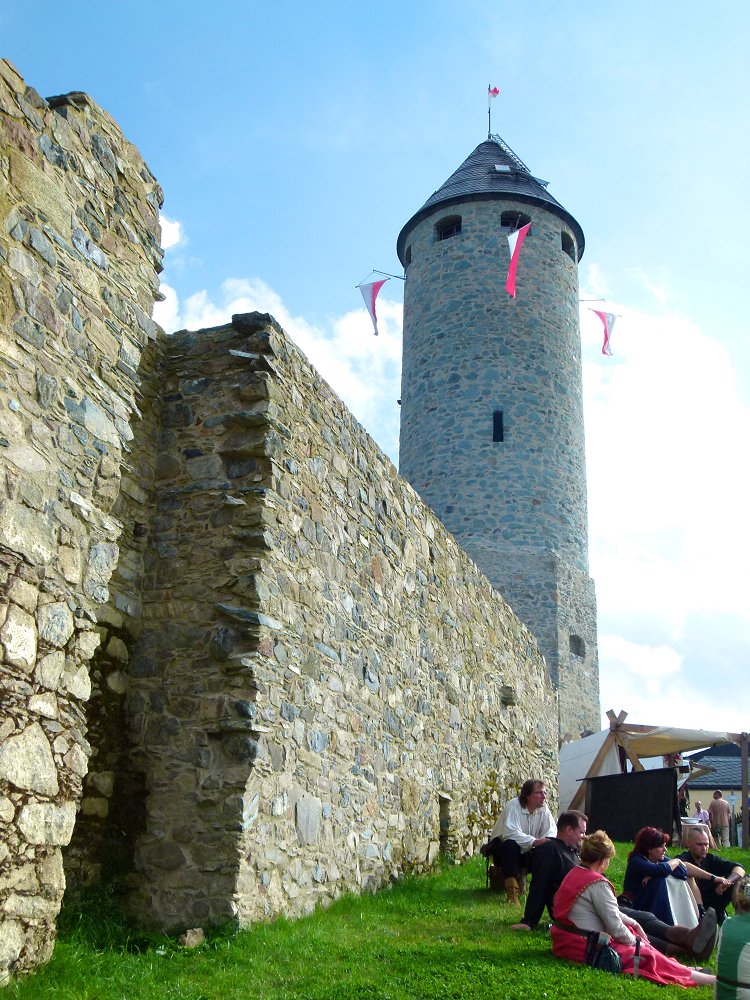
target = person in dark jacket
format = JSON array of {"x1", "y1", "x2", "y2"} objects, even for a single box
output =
[
  {"x1": 680, "y1": 826, "x2": 744, "y2": 924},
  {"x1": 511, "y1": 810, "x2": 587, "y2": 931}
]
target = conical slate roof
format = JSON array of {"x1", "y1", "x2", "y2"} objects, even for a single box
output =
[{"x1": 397, "y1": 136, "x2": 584, "y2": 263}]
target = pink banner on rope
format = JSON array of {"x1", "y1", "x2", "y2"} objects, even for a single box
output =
[
  {"x1": 505, "y1": 222, "x2": 531, "y2": 298},
  {"x1": 591, "y1": 309, "x2": 617, "y2": 356},
  {"x1": 359, "y1": 278, "x2": 388, "y2": 336}
]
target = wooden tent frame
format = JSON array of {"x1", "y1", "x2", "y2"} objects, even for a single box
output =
[{"x1": 568, "y1": 710, "x2": 749, "y2": 848}]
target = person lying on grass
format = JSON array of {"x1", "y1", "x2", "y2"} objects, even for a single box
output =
[
  {"x1": 512, "y1": 813, "x2": 718, "y2": 963},
  {"x1": 551, "y1": 830, "x2": 716, "y2": 987}
]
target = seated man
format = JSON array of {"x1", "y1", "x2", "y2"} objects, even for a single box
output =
[
  {"x1": 679, "y1": 826, "x2": 745, "y2": 924},
  {"x1": 511, "y1": 810, "x2": 718, "y2": 962},
  {"x1": 488, "y1": 778, "x2": 556, "y2": 904},
  {"x1": 511, "y1": 809, "x2": 587, "y2": 930}
]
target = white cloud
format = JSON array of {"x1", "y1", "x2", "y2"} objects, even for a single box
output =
[
  {"x1": 581, "y1": 295, "x2": 750, "y2": 729},
  {"x1": 582, "y1": 302, "x2": 750, "y2": 622},
  {"x1": 599, "y1": 632, "x2": 747, "y2": 734},
  {"x1": 152, "y1": 276, "x2": 403, "y2": 462},
  {"x1": 159, "y1": 214, "x2": 183, "y2": 250},
  {"x1": 153, "y1": 283, "x2": 181, "y2": 333}
]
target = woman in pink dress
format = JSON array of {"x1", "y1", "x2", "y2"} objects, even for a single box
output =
[{"x1": 551, "y1": 830, "x2": 715, "y2": 987}]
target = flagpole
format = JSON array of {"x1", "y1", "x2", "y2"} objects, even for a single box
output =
[{"x1": 487, "y1": 84, "x2": 491, "y2": 138}]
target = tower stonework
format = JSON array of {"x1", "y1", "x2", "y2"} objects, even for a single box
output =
[{"x1": 397, "y1": 138, "x2": 600, "y2": 737}]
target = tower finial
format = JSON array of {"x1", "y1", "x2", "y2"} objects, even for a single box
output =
[{"x1": 487, "y1": 85, "x2": 500, "y2": 138}]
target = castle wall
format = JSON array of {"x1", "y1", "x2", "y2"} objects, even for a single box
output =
[
  {"x1": 0, "y1": 60, "x2": 562, "y2": 983},
  {"x1": 0, "y1": 60, "x2": 163, "y2": 983},
  {"x1": 126, "y1": 312, "x2": 558, "y2": 930},
  {"x1": 398, "y1": 196, "x2": 600, "y2": 735}
]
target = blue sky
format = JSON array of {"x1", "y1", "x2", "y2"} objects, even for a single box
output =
[{"x1": 5, "y1": 1, "x2": 750, "y2": 736}]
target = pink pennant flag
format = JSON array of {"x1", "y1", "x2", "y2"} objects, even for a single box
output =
[
  {"x1": 359, "y1": 278, "x2": 389, "y2": 336},
  {"x1": 505, "y1": 222, "x2": 531, "y2": 298},
  {"x1": 591, "y1": 309, "x2": 617, "y2": 356},
  {"x1": 487, "y1": 85, "x2": 500, "y2": 102}
]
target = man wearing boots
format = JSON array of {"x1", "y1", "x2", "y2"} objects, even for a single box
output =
[{"x1": 489, "y1": 779, "x2": 556, "y2": 904}]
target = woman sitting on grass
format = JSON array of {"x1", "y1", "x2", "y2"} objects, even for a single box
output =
[
  {"x1": 715, "y1": 875, "x2": 750, "y2": 997},
  {"x1": 551, "y1": 830, "x2": 715, "y2": 987},
  {"x1": 622, "y1": 827, "x2": 710, "y2": 927}
]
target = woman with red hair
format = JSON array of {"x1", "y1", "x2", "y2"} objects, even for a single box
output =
[{"x1": 622, "y1": 827, "x2": 709, "y2": 926}]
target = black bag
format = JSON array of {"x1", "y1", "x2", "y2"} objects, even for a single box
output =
[{"x1": 584, "y1": 932, "x2": 622, "y2": 974}]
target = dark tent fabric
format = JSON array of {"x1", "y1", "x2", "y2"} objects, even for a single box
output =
[{"x1": 585, "y1": 768, "x2": 679, "y2": 842}]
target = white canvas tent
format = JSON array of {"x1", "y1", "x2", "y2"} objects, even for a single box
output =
[{"x1": 559, "y1": 710, "x2": 739, "y2": 813}]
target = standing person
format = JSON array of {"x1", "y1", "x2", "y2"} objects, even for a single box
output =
[
  {"x1": 680, "y1": 787, "x2": 689, "y2": 818},
  {"x1": 550, "y1": 830, "x2": 715, "y2": 986},
  {"x1": 488, "y1": 779, "x2": 556, "y2": 905},
  {"x1": 710, "y1": 791, "x2": 733, "y2": 848},
  {"x1": 679, "y1": 826, "x2": 744, "y2": 925},
  {"x1": 694, "y1": 800, "x2": 710, "y2": 824}
]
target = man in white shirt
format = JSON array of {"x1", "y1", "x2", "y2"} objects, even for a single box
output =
[{"x1": 488, "y1": 778, "x2": 556, "y2": 904}]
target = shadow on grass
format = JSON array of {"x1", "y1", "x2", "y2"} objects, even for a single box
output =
[{"x1": 56, "y1": 885, "x2": 237, "y2": 955}]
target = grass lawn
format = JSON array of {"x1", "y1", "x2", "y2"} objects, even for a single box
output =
[{"x1": 8, "y1": 844, "x2": 748, "y2": 1000}]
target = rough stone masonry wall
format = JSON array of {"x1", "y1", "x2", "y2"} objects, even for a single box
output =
[
  {"x1": 398, "y1": 197, "x2": 600, "y2": 737},
  {"x1": 126, "y1": 311, "x2": 558, "y2": 931},
  {"x1": 0, "y1": 60, "x2": 163, "y2": 984}
]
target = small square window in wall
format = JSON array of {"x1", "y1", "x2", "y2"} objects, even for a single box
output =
[
  {"x1": 569, "y1": 634, "x2": 585, "y2": 657},
  {"x1": 436, "y1": 216, "x2": 462, "y2": 241},
  {"x1": 561, "y1": 231, "x2": 576, "y2": 261},
  {"x1": 501, "y1": 211, "x2": 532, "y2": 232},
  {"x1": 493, "y1": 410, "x2": 504, "y2": 442}
]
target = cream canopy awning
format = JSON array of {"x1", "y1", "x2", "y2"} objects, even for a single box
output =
[{"x1": 560, "y1": 710, "x2": 739, "y2": 812}]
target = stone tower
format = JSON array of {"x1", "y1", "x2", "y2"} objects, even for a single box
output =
[{"x1": 396, "y1": 135, "x2": 599, "y2": 738}]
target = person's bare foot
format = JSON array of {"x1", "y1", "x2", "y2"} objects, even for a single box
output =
[{"x1": 511, "y1": 923, "x2": 531, "y2": 931}]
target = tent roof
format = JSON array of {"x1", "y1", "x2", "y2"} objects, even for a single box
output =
[
  {"x1": 615, "y1": 725, "x2": 737, "y2": 758},
  {"x1": 559, "y1": 710, "x2": 739, "y2": 811}
]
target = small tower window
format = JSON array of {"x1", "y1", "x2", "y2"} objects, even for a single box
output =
[
  {"x1": 405, "y1": 245, "x2": 412, "y2": 267},
  {"x1": 501, "y1": 211, "x2": 532, "y2": 232},
  {"x1": 561, "y1": 231, "x2": 576, "y2": 261},
  {"x1": 493, "y1": 410, "x2": 504, "y2": 442},
  {"x1": 436, "y1": 215, "x2": 462, "y2": 241},
  {"x1": 569, "y1": 634, "x2": 585, "y2": 658}
]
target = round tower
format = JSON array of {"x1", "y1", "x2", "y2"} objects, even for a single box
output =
[{"x1": 397, "y1": 136, "x2": 599, "y2": 738}]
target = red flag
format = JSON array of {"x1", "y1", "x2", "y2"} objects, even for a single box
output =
[
  {"x1": 591, "y1": 309, "x2": 616, "y2": 356},
  {"x1": 359, "y1": 278, "x2": 389, "y2": 336},
  {"x1": 505, "y1": 222, "x2": 531, "y2": 298},
  {"x1": 488, "y1": 85, "x2": 500, "y2": 102}
]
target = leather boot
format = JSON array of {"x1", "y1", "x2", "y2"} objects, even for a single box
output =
[
  {"x1": 504, "y1": 877, "x2": 520, "y2": 905},
  {"x1": 666, "y1": 908, "x2": 717, "y2": 962},
  {"x1": 688, "y1": 908, "x2": 718, "y2": 963}
]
